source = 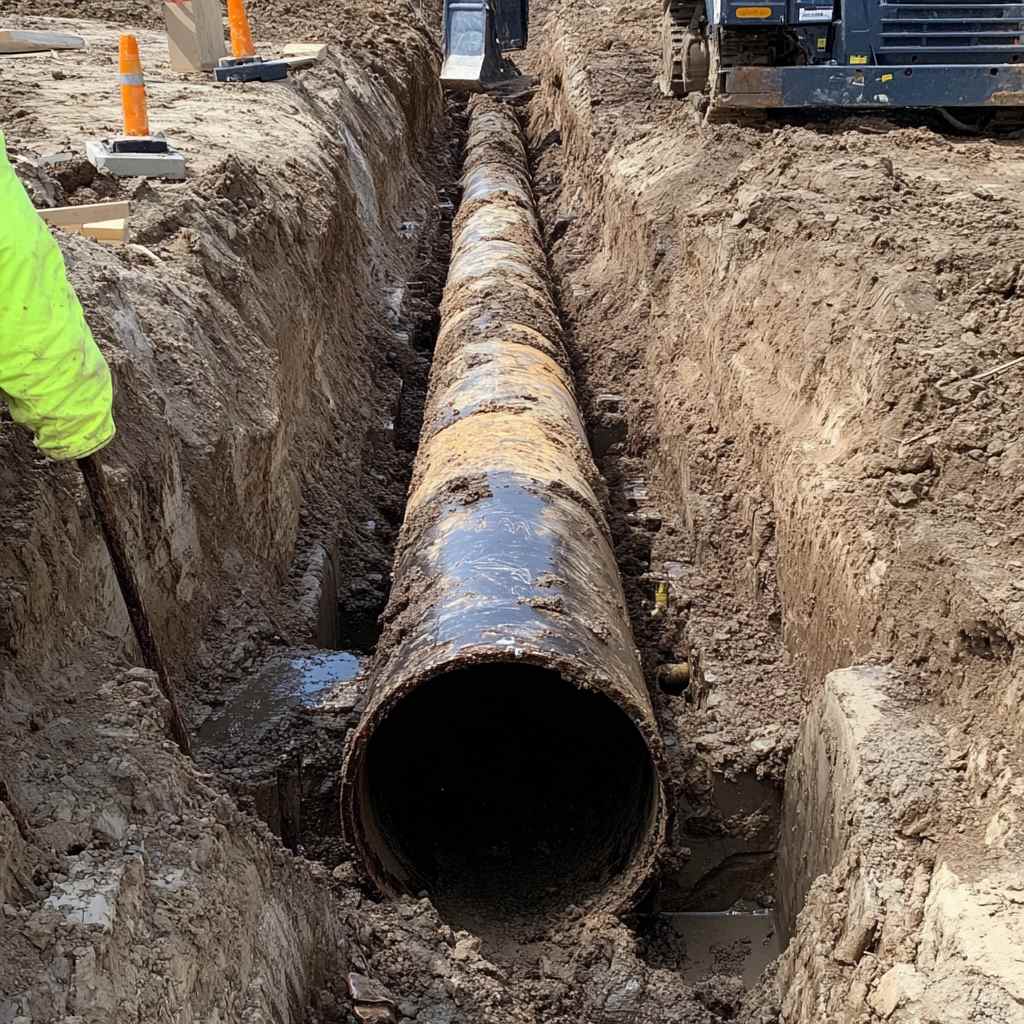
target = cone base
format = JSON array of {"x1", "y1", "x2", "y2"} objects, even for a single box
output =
[
  {"x1": 86, "y1": 139, "x2": 186, "y2": 180},
  {"x1": 214, "y1": 56, "x2": 288, "y2": 82},
  {"x1": 111, "y1": 137, "x2": 171, "y2": 155}
]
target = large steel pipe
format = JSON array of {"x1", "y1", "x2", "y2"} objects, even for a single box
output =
[{"x1": 341, "y1": 97, "x2": 665, "y2": 921}]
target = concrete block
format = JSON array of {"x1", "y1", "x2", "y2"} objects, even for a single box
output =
[
  {"x1": 214, "y1": 57, "x2": 288, "y2": 83},
  {"x1": 86, "y1": 139, "x2": 186, "y2": 180}
]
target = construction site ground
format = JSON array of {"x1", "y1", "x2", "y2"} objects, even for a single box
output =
[{"x1": 2, "y1": 0, "x2": 1023, "y2": 1021}]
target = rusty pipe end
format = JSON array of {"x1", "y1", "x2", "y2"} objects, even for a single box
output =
[{"x1": 341, "y1": 652, "x2": 666, "y2": 921}]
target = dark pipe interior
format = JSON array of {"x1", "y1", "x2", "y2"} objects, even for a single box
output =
[{"x1": 364, "y1": 664, "x2": 656, "y2": 922}]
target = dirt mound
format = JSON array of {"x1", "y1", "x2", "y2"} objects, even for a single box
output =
[{"x1": 2, "y1": 0, "x2": 442, "y2": 44}]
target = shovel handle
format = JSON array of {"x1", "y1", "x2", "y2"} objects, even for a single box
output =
[{"x1": 78, "y1": 454, "x2": 192, "y2": 756}]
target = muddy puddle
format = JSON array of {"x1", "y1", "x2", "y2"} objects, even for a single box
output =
[
  {"x1": 660, "y1": 911, "x2": 781, "y2": 988},
  {"x1": 196, "y1": 649, "x2": 366, "y2": 750}
]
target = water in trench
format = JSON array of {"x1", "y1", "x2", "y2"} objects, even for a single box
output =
[
  {"x1": 650, "y1": 910, "x2": 782, "y2": 988},
  {"x1": 194, "y1": 649, "x2": 364, "y2": 750}
]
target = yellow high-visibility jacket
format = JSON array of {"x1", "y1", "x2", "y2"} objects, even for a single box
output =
[{"x1": 0, "y1": 132, "x2": 115, "y2": 460}]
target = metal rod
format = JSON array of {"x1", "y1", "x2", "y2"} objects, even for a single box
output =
[{"x1": 77, "y1": 453, "x2": 192, "y2": 756}]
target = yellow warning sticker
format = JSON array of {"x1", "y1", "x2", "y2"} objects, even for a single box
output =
[
  {"x1": 850, "y1": 55, "x2": 868, "y2": 64},
  {"x1": 881, "y1": 72, "x2": 893, "y2": 81},
  {"x1": 817, "y1": 36, "x2": 827, "y2": 49}
]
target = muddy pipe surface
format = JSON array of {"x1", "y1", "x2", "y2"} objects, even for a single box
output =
[{"x1": 341, "y1": 97, "x2": 665, "y2": 923}]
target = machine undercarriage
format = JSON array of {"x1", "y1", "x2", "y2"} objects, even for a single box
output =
[{"x1": 659, "y1": 0, "x2": 1024, "y2": 125}]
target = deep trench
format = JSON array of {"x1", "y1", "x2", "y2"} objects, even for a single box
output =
[
  {"x1": 8, "y1": 9, "x2": 980, "y2": 1023},
  {"x1": 339, "y1": 96, "x2": 668, "y2": 926},
  {"x1": 518, "y1": 81, "x2": 794, "y2": 982},
  {"x1": 201, "y1": 87, "x2": 796, "y2": 998}
]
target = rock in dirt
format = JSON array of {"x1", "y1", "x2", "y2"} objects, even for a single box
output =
[
  {"x1": 869, "y1": 963, "x2": 926, "y2": 1019},
  {"x1": 354, "y1": 1007, "x2": 397, "y2": 1023},
  {"x1": 348, "y1": 972, "x2": 398, "y2": 1009}
]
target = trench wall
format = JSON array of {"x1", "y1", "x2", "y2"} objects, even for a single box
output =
[
  {"x1": 0, "y1": 17, "x2": 444, "y2": 701},
  {"x1": 0, "y1": 12, "x2": 448, "y2": 1021},
  {"x1": 529, "y1": 25, "x2": 1023, "y2": 728},
  {"x1": 527, "y1": 11, "x2": 1024, "y2": 1023},
  {"x1": 776, "y1": 666, "x2": 1024, "y2": 1024}
]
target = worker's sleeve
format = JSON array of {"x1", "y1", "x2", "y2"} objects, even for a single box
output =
[{"x1": 0, "y1": 131, "x2": 115, "y2": 461}]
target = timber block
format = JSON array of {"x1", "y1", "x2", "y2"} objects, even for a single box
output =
[{"x1": 163, "y1": 0, "x2": 226, "y2": 72}]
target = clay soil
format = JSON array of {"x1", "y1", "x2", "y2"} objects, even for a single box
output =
[{"x1": 2, "y1": 0, "x2": 1024, "y2": 1020}]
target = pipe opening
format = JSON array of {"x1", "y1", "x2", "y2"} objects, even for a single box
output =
[{"x1": 360, "y1": 663, "x2": 658, "y2": 923}]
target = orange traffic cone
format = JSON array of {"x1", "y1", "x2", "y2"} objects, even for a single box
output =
[
  {"x1": 226, "y1": 0, "x2": 256, "y2": 59},
  {"x1": 119, "y1": 34, "x2": 150, "y2": 138},
  {"x1": 214, "y1": 0, "x2": 288, "y2": 82},
  {"x1": 86, "y1": 31, "x2": 186, "y2": 177}
]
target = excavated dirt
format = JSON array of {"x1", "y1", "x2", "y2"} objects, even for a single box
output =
[
  {"x1": 3, "y1": 0, "x2": 1024, "y2": 1019},
  {"x1": 2, "y1": 0, "x2": 443, "y2": 53},
  {"x1": 521, "y1": 0, "x2": 1024, "y2": 1019}
]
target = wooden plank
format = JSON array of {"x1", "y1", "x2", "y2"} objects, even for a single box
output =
[
  {"x1": 163, "y1": 0, "x2": 226, "y2": 72},
  {"x1": 281, "y1": 55, "x2": 318, "y2": 70},
  {"x1": 80, "y1": 219, "x2": 128, "y2": 243},
  {"x1": 0, "y1": 50, "x2": 58, "y2": 60},
  {"x1": 53, "y1": 219, "x2": 128, "y2": 244},
  {"x1": 0, "y1": 29, "x2": 85, "y2": 54},
  {"x1": 282, "y1": 42, "x2": 328, "y2": 59},
  {"x1": 39, "y1": 201, "x2": 130, "y2": 227},
  {"x1": 61, "y1": 220, "x2": 128, "y2": 244}
]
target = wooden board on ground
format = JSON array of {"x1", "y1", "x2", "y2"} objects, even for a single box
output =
[
  {"x1": 38, "y1": 201, "x2": 130, "y2": 245},
  {"x1": 38, "y1": 201, "x2": 130, "y2": 227},
  {"x1": 163, "y1": 0, "x2": 226, "y2": 72},
  {"x1": 282, "y1": 42, "x2": 328, "y2": 59},
  {"x1": 0, "y1": 29, "x2": 85, "y2": 54},
  {"x1": 281, "y1": 55, "x2": 319, "y2": 70},
  {"x1": 0, "y1": 51, "x2": 59, "y2": 60},
  {"x1": 66, "y1": 219, "x2": 128, "y2": 244}
]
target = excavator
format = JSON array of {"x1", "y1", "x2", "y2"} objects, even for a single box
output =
[
  {"x1": 440, "y1": 0, "x2": 529, "y2": 91},
  {"x1": 442, "y1": 0, "x2": 1024, "y2": 127},
  {"x1": 660, "y1": 0, "x2": 1024, "y2": 125}
]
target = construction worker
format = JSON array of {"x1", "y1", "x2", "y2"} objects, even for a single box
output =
[{"x1": 0, "y1": 130, "x2": 115, "y2": 460}]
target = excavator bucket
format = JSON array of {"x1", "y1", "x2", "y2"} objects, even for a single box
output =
[
  {"x1": 441, "y1": 0, "x2": 528, "y2": 91},
  {"x1": 441, "y1": 0, "x2": 501, "y2": 92}
]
